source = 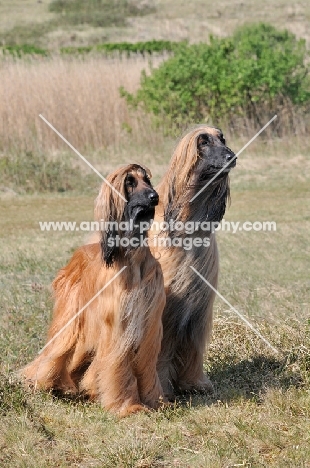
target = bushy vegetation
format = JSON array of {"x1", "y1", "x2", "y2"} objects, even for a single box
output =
[
  {"x1": 61, "y1": 39, "x2": 183, "y2": 56},
  {"x1": 1, "y1": 44, "x2": 48, "y2": 57},
  {"x1": 1, "y1": 40, "x2": 181, "y2": 58},
  {"x1": 122, "y1": 23, "x2": 310, "y2": 131},
  {"x1": 49, "y1": 0, "x2": 155, "y2": 27}
]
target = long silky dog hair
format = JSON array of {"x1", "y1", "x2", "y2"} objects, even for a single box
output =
[
  {"x1": 150, "y1": 125, "x2": 236, "y2": 397},
  {"x1": 22, "y1": 163, "x2": 166, "y2": 417}
]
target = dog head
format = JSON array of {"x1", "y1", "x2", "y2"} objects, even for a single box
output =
[
  {"x1": 124, "y1": 165, "x2": 159, "y2": 225},
  {"x1": 161, "y1": 125, "x2": 236, "y2": 224},
  {"x1": 95, "y1": 164, "x2": 158, "y2": 267},
  {"x1": 196, "y1": 128, "x2": 236, "y2": 177}
]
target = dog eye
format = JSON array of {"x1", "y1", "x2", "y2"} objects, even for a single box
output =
[
  {"x1": 199, "y1": 134, "x2": 211, "y2": 146},
  {"x1": 125, "y1": 176, "x2": 136, "y2": 187}
]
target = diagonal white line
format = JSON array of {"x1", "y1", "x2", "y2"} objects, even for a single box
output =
[
  {"x1": 39, "y1": 114, "x2": 127, "y2": 202},
  {"x1": 38, "y1": 266, "x2": 127, "y2": 355},
  {"x1": 190, "y1": 115, "x2": 278, "y2": 202},
  {"x1": 190, "y1": 266, "x2": 279, "y2": 354}
]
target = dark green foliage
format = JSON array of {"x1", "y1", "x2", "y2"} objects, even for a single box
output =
[
  {"x1": 0, "y1": 40, "x2": 180, "y2": 58},
  {"x1": 1, "y1": 44, "x2": 48, "y2": 57},
  {"x1": 60, "y1": 45, "x2": 93, "y2": 55},
  {"x1": 122, "y1": 23, "x2": 310, "y2": 130},
  {"x1": 49, "y1": 0, "x2": 155, "y2": 28},
  {"x1": 231, "y1": 23, "x2": 310, "y2": 105},
  {"x1": 60, "y1": 40, "x2": 183, "y2": 56},
  {"x1": 95, "y1": 39, "x2": 182, "y2": 55},
  {"x1": 0, "y1": 152, "x2": 94, "y2": 193}
]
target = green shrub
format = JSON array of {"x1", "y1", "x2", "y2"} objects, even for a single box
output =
[
  {"x1": 60, "y1": 40, "x2": 183, "y2": 56},
  {"x1": 1, "y1": 44, "x2": 48, "y2": 57},
  {"x1": 122, "y1": 23, "x2": 310, "y2": 130},
  {"x1": 95, "y1": 39, "x2": 181, "y2": 55},
  {"x1": 49, "y1": 0, "x2": 155, "y2": 28},
  {"x1": 0, "y1": 152, "x2": 94, "y2": 193},
  {"x1": 60, "y1": 45, "x2": 93, "y2": 55}
]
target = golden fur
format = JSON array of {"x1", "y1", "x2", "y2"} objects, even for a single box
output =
[{"x1": 22, "y1": 164, "x2": 166, "y2": 417}]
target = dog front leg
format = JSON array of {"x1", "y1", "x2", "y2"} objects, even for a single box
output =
[
  {"x1": 134, "y1": 329, "x2": 166, "y2": 409},
  {"x1": 85, "y1": 351, "x2": 148, "y2": 417}
]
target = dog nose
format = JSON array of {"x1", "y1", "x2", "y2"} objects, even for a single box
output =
[
  {"x1": 226, "y1": 153, "x2": 236, "y2": 162},
  {"x1": 148, "y1": 191, "x2": 159, "y2": 205}
]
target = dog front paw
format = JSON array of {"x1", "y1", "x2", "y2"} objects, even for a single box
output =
[
  {"x1": 177, "y1": 375, "x2": 214, "y2": 394},
  {"x1": 118, "y1": 404, "x2": 150, "y2": 417}
]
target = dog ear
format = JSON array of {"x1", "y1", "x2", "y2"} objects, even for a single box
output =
[
  {"x1": 101, "y1": 224, "x2": 120, "y2": 268},
  {"x1": 143, "y1": 166, "x2": 152, "y2": 179},
  {"x1": 95, "y1": 171, "x2": 127, "y2": 268}
]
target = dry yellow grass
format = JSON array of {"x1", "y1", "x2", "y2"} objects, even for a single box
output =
[
  {"x1": 0, "y1": 55, "x2": 167, "y2": 156},
  {"x1": 0, "y1": 5, "x2": 309, "y2": 463},
  {"x1": 1, "y1": 126, "x2": 310, "y2": 467},
  {"x1": 2, "y1": 53, "x2": 308, "y2": 196}
]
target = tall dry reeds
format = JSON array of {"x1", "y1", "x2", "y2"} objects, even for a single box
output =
[
  {"x1": 0, "y1": 55, "x2": 164, "y2": 156},
  {"x1": 0, "y1": 53, "x2": 308, "y2": 174}
]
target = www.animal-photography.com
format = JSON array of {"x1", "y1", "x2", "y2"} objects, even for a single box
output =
[{"x1": 0, "y1": 1, "x2": 309, "y2": 467}]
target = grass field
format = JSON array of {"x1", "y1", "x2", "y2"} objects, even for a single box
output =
[
  {"x1": 0, "y1": 0, "x2": 310, "y2": 466},
  {"x1": 1, "y1": 134, "x2": 310, "y2": 466},
  {"x1": 0, "y1": 0, "x2": 310, "y2": 48}
]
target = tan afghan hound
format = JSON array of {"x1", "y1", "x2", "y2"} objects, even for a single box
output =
[
  {"x1": 150, "y1": 126, "x2": 236, "y2": 397},
  {"x1": 22, "y1": 164, "x2": 166, "y2": 417}
]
